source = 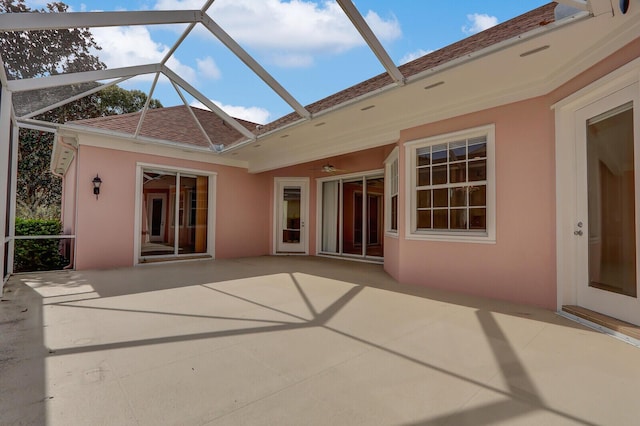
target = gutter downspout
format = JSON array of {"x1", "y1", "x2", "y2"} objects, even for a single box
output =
[{"x1": 51, "y1": 135, "x2": 77, "y2": 269}]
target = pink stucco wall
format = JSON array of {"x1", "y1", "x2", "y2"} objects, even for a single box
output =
[
  {"x1": 67, "y1": 36, "x2": 639, "y2": 311},
  {"x1": 394, "y1": 97, "x2": 557, "y2": 309},
  {"x1": 74, "y1": 145, "x2": 270, "y2": 269},
  {"x1": 263, "y1": 145, "x2": 395, "y2": 256}
]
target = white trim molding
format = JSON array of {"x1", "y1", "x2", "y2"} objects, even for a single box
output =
[
  {"x1": 133, "y1": 162, "x2": 217, "y2": 266},
  {"x1": 554, "y1": 57, "x2": 640, "y2": 314}
]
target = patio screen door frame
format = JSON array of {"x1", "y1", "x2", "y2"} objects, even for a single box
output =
[
  {"x1": 555, "y1": 57, "x2": 640, "y2": 324},
  {"x1": 274, "y1": 177, "x2": 309, "y2": 254}
]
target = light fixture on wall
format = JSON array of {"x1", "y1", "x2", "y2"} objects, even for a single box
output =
[{"x1": 92, "y1": 174, "x2": 102, "y2": 199}]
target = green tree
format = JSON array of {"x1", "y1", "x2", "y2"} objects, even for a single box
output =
[
  {"x1": 1, "y1": 1, "x2": 163, "y2": 219},
  {"x1": 0, "y1": 0, "x2": 105, "y2": 79},
  {"x1": 97, "y1": 86, "x2": 164, "y2": 116}
]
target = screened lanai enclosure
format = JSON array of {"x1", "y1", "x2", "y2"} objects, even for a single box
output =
[{"x1": 0, "y1": 0, "x2": 616, "y2": 292}]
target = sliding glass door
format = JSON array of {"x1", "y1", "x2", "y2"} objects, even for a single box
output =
[
  {"x1": 320, "y1": 173, "x2": 384, "y2": 260},
  {"x1": 141, "y1": 168, "x2": 209, "y2": 259}
]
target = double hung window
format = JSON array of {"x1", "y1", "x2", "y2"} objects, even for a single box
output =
[{"x1": 406, "y1": 124, "x2": 495, "y2": 242}]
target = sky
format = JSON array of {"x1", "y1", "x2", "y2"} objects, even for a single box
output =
[{"x1": 22, "y1": 0, "x2": 550, "y2": 124}]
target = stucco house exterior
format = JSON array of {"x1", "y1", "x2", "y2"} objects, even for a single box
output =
[{"x1": 49, "y1": 2, "x2": 640, "y2": 326}]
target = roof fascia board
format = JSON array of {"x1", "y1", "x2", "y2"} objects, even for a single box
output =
[
  {"x1": 0, "y1": 10, "x2": 202, "y2": 32},
  {"x1": 405, "y1": 10, "x2": 592, "y2": 86},
  {"x1": 7, "y1": 64, "x2": 161, "y2": 92},
  {"x1": 336, "y1": 0, "x2": 404, "y2": 85},
  {"x1": 58, "y1": 123, "x2": 249, "y2": 168},
  {"x1": 19, "y1": 76, "x2": 133, "y2": 119},
  {"x1": 161, "y1": 65, "x2": 256, "y2": 140},
  {"x1": 200, "y1": 14, "x2": 311, "y2": 119}
]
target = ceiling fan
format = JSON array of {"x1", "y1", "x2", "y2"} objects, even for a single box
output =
[{"x1": 312, "y1": 163, "x2": 347, "y2": 174}]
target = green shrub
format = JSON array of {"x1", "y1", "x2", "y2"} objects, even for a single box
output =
[{"x1": 14, "y1": 218, "x2": 68, "y2": 272}]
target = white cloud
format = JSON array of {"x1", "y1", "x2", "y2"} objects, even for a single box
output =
[
  {"x1": 154, "y1": 0, "x2": 402, "y2": 68},
  {"x1": 462, "y1": 13, "x2": 498, "y2": 35},
  {"x1": 196, "y1": 57, "x2": 222, "y2": 80},
  {"x1": 90, "y1": 26, "x2": 197, "y2": 83},
  {"x1": 191, "y1": 100, "x2": 271, "y2": 124},
  {"x1": 399, "y1": 49, "x2": 433, "y2": 65}
]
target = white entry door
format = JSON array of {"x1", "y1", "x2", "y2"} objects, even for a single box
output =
[
  {"x1": 575, "y1": 83, "x2": 640, "y2": 324},
  {"x1": 147, "y1": 194, "x2": 167, "y2": 242},
  {"x1": 275, "y1": 178, "x2": 309, "y2": 254}
]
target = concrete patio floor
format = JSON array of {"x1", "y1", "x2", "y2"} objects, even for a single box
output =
[{"x1": 2, "y1": 256, "x2": 640, "y2": 425}]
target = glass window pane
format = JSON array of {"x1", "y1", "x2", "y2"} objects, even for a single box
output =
[
  {"x1": 417, "y1": 167, "x2": 430, "y2": 186},
  {"x1": 469, "y1": 185, "x2": 486, "y2": 206},
  {"x1": 469, "y1": 208, "x2": 486, "y2": 230},
  {"x1": 433, "y1": 209, "x2": 448, "y2": 229},
  {"x1": 469, "y1": 159, "x2": 487, "y2": 181},
  {"x1": 141, "y1": 171, "x2": 177, "y2": 256},
  {"x1": 417, "y1": 190, "x2": 431, "y2": 208},
  {"x1": 433, "y1": 188, "x2": 448, "y2": 208},
  {"x1": 391, "y1": 194, "x2": 398, "y2": 231},
  {"x1": 283, "y1": 187, "x2": 301, "y2": 244},
  {"x1": 179, "y1": 176, "x2": 208, "y2": 254},
  {"x1": 432, "y1": 165, "x2": 447, "y2": 185},
  {"x1": 450, "y1": 209, "x2": 468, "y2": 230},
  {"x1": 468, "y1": 140, "x2": 487, "y2": 159},
  {"x1": 449, "y1": 141, "x2": 467, "y2": 161},
  {"x1": 450, "y1": 162, "x2": 466, "y2": 183},
  {"x1": 587, "y1": 103, "x2": 636, "y2": 297},
  {"x1": 450, "y1": 187, "x2": 467, "y2": 207},
  {"x1": 343, "y1": 180, "x2": 363, "y2": 255},
  {"x1": 432, "y1": 144, "x2": 448, "y2": 164},
  {"x1": 417, "y1": 210, "x2": 431, "y2": 229},
  {"x1": 417, "y1": 147, "x2": 431, "y2": 166},
  {"x1": 321, "y1": 180, "x2": 339, "y2": 253}
]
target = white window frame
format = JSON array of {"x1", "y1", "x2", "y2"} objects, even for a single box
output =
[
  {"x1": 405, "y1": 124, "x2": 496, "y2": 243},
  {"x1": 384, "y1": 147, "x2": 399, "y2": 237},
  {"x1": 134, "y1": 162, "x2": 217, "y2": 265}
]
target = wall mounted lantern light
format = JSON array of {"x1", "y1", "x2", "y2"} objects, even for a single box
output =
[{"x1": 92, "y1": 174, "x2": 102, "y2": 199}]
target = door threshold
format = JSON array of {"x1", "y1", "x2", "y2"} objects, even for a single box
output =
[{"x1": 560, "y1": 305, "x2": 640, "y2": 347}]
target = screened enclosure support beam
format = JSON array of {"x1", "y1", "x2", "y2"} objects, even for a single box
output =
[
  {"x1": 7, "y1": 64, "x2": 161, "y2": 93},
  {"x1": 0, "y1": 87, "x2": 13, "y2": 287},
  {"x1": 336, "y1": 0, "x2": 405, "y2": 85},
  {"x1": 0, "y1": 10, "x2": 202, "y2": 32},
  {"x1": 19, "y1": 76, "x2": 134, "y2": 120},
  {"x1": 162, "y1": 23, "x2": 197, "y2": 67},
  {"x1": 201, "y1": 14, "x2": 311, "y2": 119},
  {"x1": 162, "y1": 66, "x2": 256, "y2": 140},
  {"x1": 134, "y1": 72, "x2": 161, "y2": 138},
  {"x1": 6, "y1": 119, "x2": 18, "y2": 278},
  {"x1": 170, "y1": 80, "x2": 215, "y2": 149}
]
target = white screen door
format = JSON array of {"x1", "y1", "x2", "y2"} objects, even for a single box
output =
[
  {"x1": 275, "y1": 178, "x2": 308, "y2": 253},
  {"x1": 575, "y1": 83, "x2": 640, "y2": 324}
]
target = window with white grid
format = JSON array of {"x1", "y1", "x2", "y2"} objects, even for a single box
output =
[
  {"x1": 406, "y1": 125, "x2": 495, "y2": 243},
  {"x1": 385, "y1": 148, "x2": 399, "y2": 234}
]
